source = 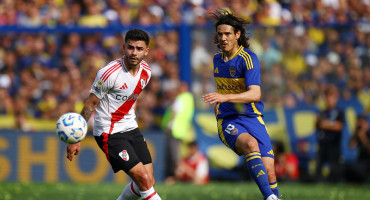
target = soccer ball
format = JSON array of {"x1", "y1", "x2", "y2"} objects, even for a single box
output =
[{"x1": 56, "y1": 112, "x2": 87, "y2": 144}]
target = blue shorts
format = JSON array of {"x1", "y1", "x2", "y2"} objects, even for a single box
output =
[{"x1": 217, "y1": 115, "x2": 274, "y2": 158}]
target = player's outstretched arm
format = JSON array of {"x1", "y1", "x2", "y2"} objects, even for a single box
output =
[
  {"x1": 66, "y1": 93, "x2": 101, "y2": 161},
  {"x1": 203, "y1": 85, "x2": 261, "y2": 104},
  {"x1": 80, "y1": 93, "x2": 101, "y2": 122}
]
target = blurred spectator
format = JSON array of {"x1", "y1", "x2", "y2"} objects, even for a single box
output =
[
  {"x1": 315, "y1": 84, "x2": 344, "y2": 182},
  {"x1": 161, "y1": 81, "x2": 195, "y2": 184},
  {"x1": 175, "y1": 141, "x2": 209, "y2": 185},
  {"x1": 273, "y1": 141, "x2": 299, "y2": 181},
  {"x1": 348, "y1": 111, "x2": 370, "y2": 182}
]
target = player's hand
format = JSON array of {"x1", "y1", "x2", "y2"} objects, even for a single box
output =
[
  {"x1": 66, "y1": 143, "x2": 80, "y2": 161},
  {"x1": 203, "y1": 92, "x2": 227, "y2": 104}
]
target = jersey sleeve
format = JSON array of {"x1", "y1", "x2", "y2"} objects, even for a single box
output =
[
  {"x1": 243, "y1": 52, "x2": 261, "y2": 86},
  {"x1": 89, "y1": 68, "x2": 113, "y2": 99}
]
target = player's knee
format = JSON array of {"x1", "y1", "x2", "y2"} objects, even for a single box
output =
[
  {"x1": 246, "y1": 139, "x2": 259, "y2": 152},
  {"x1": 136, "y1": 172, "x2": 152, "y2": 189}
]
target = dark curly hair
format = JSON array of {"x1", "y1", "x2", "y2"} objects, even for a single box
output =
[{"x1": 212, "y1": 9, "x2": 250, "y2": 49}]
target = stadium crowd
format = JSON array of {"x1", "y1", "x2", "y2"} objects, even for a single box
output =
[
  {"x1": 0, "y1": 0, "x2": 369, "y2": 27},
  {"x1": 0, "y1": 0, "x2": 369, "y2": 182}
]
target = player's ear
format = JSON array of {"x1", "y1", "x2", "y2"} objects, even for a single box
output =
[
  {"x1": 235, "y1": 30, "x2": 241, "y2": 41},
  {"x1": 122, "y1": 43, "x2": 126, "y2": 51},
  {"x1": 144, "y1": 47, "x2": 149, "y2": 56}
]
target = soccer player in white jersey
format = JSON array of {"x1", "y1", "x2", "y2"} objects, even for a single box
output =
[{"x1": 66, "y1": 29, "x2": 161, "y2": 200}]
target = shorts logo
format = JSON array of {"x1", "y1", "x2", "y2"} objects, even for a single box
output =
[
  {"x1": 229, "y1": 67, "x2": 236, "y2": 77},
  {"x1": 231, "y1": 128, "x2": 238, "y2": 135},
  {"x1": 119, "y1": 150, "x2": 129, "y2": 161},
  {"x1": 267, "y1": 150, "x2": 274, "y2": 156},
  {"x1": 225, "y1": 124, "x2": 238, "y2": 135}
]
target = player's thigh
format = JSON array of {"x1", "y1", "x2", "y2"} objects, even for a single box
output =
[
  {"x1": 234, "y1": 132, "x2": 260, "y2": 155},
  {"x1": 132, "y1": 129, "x2": 152, "y2": 165},
  {"x1": 95, "y1": 133, "x2": 142, "y2": 173},
  {"x1": 217, "y1": 117, "x2": 249, "y2": 153}
]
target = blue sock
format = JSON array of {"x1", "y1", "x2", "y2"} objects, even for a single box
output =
[
  {"x1": 245, "y1": 152, "x2": 274, "y2": 199},
  {"x1": 270, "y1": 181, "x2": 279, "y2": 198}
]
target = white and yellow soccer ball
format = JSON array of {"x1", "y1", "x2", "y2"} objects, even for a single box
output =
[{"x1": 56, "y1": 112, "x2": 87, "y2": 144}]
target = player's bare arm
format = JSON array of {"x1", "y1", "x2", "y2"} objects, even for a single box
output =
[
  {"x1": 203, "y1": 85, "x2": 261, "y2": 104},
  {"x1": 66, "y1": 93, "x2": 101, "y2": 161}
]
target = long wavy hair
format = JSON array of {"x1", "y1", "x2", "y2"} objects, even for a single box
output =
[{"x1": 212, "y1": 9, "x2": 250, "y2": 49}]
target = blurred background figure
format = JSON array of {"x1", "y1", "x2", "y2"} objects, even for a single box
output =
[
  {"x1": 175, "y1": 141, "x2": 209, "y2": 185},
  {"x1": 348, "y1": 109, "x2": 370, "y2": 183},
  {"x1": 273, "y1": 141, "x2": 299, "y2": 182},
  {"x1": 161, "y1": 81, "x2": 195, "y2": 184},
  {"x1": 315, "y1": 84, "x2": 344, "y2": 182}
]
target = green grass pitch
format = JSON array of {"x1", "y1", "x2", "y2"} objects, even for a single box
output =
[{"x1": 1, "y1": 182, "x2": 369, "y2": 200}]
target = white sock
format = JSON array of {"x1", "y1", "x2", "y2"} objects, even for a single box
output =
[
  {"x1": 116, "y1": 181, "x2": 141, "y2": 200},
  {"x1": 139, "y1": 187, "x2": 161, "y2": 200},
  {"x1": 266, "y1": 194, "x2": 279, "y2": 200}
]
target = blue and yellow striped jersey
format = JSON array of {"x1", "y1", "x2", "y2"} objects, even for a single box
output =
[{"x1": 213, "y1": 46, "x2": 264, "y2": 118}]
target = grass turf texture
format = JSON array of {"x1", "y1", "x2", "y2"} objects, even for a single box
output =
[{"x1": 1, "y1": 182, "x2": 369, "y2": 200}]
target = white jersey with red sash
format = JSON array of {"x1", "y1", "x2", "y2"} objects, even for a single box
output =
[{"x1": 89, "y1": 56, "x2": 151, "y2": 136}]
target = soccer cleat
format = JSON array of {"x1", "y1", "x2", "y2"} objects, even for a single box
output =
[{"x1": 265, "y1": 194, "x2": 281, "y2": 200}]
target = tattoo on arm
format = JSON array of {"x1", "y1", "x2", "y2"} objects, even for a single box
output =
[{"x1": 80, "y1": 105, "x2": 95, "y2": 122}]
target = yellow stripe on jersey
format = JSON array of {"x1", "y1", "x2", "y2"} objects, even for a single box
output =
[
  {"x1": 238, "y1": 52, "x2": 250, "y2": 70},
  {"x1": 251, "y1": 103, "x2": 262, "y2": 116},
  {"x1": 231, "y1": 46, "x2": 244, "y2": 60},
  {"x1": 239, "y1": 50, "x2": 252, "y2": 70},
  {"x1": 221, "y1": 45, "x2": 244, "y2": 61},
  {"x1": 240, "y1": 50, "x2": 254, "y2": 70},
  {"x1": 217, "y1": 119, "x2": 231, "y2": 149},
  {"x1": 243, "y1": 50, "x2": 254, "y2": 69},
  {"x1": 215, "y1": 77, "x2": 246, "y2": 94}
]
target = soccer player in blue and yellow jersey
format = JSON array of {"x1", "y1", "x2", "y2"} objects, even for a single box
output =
[{"x1": 203, "y1": 10, "x2": 280, "y2": 200}]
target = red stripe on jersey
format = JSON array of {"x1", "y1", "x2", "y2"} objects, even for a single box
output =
[
  {"x1": 101, "y1": 64, "x2": 121, "y2": 82},
  {"x1": 102, "y1": 133, "x2": 110, "y2": 162},
  {"x1": 143, "y1": 192, "x2": 157, "y2": 200},
  {"x1": 102, "y1": 64, "x2": 121, "y2": 82},
  {"x1": 142, "y1": 66, "x2": 150, "y2": 71},
  {"x1": 108, "y1": 69, "x2": 149, "y2": 134},
  {"x1": 130, "y1": 182, "x2": 141, "y2": 197},
  {"x1": 100, "y1": 63, "x2": 119, "y2": 81},
  {"x1": 141, "y1": 61, "x2": 151, "y2": 71}
]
